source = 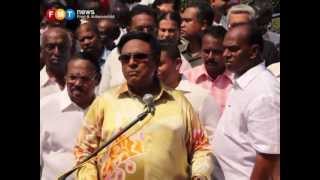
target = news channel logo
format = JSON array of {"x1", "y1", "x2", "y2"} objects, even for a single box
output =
[
  {"x1": 46, "y1": 8, "x2": 76, "y2": 21},
  {"x1": 46, "y1": 8, "x2": 114, "y2": 21}
]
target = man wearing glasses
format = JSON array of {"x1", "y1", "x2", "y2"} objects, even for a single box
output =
[
  {"x1": 40, "y1": 53, "x2": 101, "y2": 180},
  {"x1": 74, "y1": 31, "x2": 214, "y2": 180},
  {"x1": 98, "y1": 5, "x2": 158, "y2": 94}
]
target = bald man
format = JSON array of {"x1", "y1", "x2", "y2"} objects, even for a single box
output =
[
  {"x1": 214, "y1": 23, "x2": 279, "y2": 180},
  {"x1": 76, "y1": 22, "x2": 110, "y2": 68},
  {"x1": 97, "y1": 18, "x2": 120, "y2": 51}
]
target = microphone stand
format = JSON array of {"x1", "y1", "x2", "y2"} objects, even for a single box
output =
[{"x1": 57, "y1": 108, "x2": 152, "y2": 180}]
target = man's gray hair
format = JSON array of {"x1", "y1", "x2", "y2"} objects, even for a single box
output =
[
  {"x1": 226, "y1": 4, "x2": 256, "y2": 25},
  {"x1": 40, "y1": 27, "x2": 73, "y2": 48}
]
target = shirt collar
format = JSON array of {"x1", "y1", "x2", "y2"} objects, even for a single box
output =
[
  {"x1": 194, "y1": 65, "x2": 211, "y2": 81},
  {"x1": 224, "y1": 70, "x2": 236, "y2": 84},
  {"x1": 234, "y1": 63, "x2": 265, "y2": 89},
  {"x1": 115, "y1": 82, "x2": 174, "y2": 102},
  {"x1": 40, "y1": 66, "x2": 50, "y2": 87},
  {"x1": 176, "y1": 75, "x2": 193, "y2": 93},
  {"x1": 178, "y1": 37, "x2": 189, "y2": 53},
  {"x1": 40, "y1": 66, "x2": 62, "y2": 89},
  {"x1": 58, "y1": 88, "x2": 83, "y2": 112}
]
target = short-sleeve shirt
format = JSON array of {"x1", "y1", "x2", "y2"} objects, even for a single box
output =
[{"x1": 213, "y1": 63, "x2": 280, "y2": 180}]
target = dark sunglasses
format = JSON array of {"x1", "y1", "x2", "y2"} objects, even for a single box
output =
[{"x1": 118, "y1": 53, "x2": 150, "y2": 62}]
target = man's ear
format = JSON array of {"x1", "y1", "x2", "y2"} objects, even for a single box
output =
[
  {"x1": 249, "y1": 44, "x2": 259, "y2": 60},
  {"x1": 175, "y1": 58, "x2": 182, "y2": 71}
]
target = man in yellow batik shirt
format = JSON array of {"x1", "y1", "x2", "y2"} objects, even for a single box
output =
[{"x1": 74, "y1": 32, "x2": 214, "y2": 180}]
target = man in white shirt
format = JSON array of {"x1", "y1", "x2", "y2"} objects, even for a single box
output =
[
  {"x1": 110, "y1": 1, "x2": 130, "y2": 44},
  {"x1": 98, "y1": 5, "x2": 158, "y2": 94},
  {"x1": 214, "y1": 23, "x2": 280, "y2": 180},
  {"x1": 40, "y1": 53, "x2": 101, "y2": 180},
  {"x1": 157, "y1": 40, "x2": 221, "y2": 145},
  {"x1": 40, "y1": 27, "x2": 72, "y2": 99}
]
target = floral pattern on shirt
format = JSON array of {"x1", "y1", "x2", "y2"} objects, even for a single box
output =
[
  {"x1": 74, "y1": 83, "x2": 214, "y2": 180},
  {"x1": 100, "y1": 132, "x2": 144, "y2": 180}
]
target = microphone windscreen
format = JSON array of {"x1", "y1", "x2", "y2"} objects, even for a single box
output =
[{"x1": 142, "y1": 94, "x2": 154, "y2": 106}]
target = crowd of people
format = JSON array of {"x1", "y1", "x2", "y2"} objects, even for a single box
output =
[{"x1": 40, "y1": 0, "x2": 280, "y2": 179}]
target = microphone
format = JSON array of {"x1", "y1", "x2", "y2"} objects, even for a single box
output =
[
  {"x1": 142, "y1": 94, "x2": 155, "y2": 114},
  {"x1": 57, "y1": 94, "x2": 156, "y2": 180}
]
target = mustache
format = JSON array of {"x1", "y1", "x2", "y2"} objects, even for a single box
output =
[
  {"x1": 83, "y1": 47, "x2": 94, "y2": 51},
  {"x1": 70, "y1": 86, "x2": 84, "y2": 93}
]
